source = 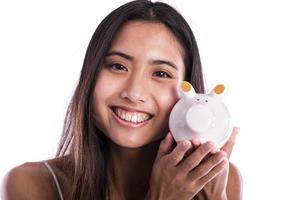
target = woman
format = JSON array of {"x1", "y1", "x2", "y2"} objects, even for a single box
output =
[{"x1": 2, "y1": 0, "x2": 242, "y2": 199}]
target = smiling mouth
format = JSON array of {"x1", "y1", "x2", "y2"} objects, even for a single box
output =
[{"x1": 111, "y1": 106, "x2": 153, "y2": 124}]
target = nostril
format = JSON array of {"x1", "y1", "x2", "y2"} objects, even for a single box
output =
[{"x1": 120, "y1": 90, "x2": 146, "y2": 103}]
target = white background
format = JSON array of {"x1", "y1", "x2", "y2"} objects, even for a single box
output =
[{"x1": 1, "y1": 0, "x2": 300, "y2": 199}]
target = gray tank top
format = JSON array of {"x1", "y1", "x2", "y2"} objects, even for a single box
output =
[{"x1": 43, "y1": 160, "x2": 64, "y2": 200}]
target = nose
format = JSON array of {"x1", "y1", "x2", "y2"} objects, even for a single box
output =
[{"x1": 120, "y1": 74, "x2": 149, "y2": 103}]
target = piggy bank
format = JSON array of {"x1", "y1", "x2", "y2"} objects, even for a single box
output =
[{"x1": 169, "y1": 81, "x2": 230, "y2": 148}]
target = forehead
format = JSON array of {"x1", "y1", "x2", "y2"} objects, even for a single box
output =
[{"x1": 108, "y1": 21, "x2": 185, "y2": 71}]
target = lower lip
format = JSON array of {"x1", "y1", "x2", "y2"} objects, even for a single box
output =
[{"x1": 110, "y1": 108, "x2": 150, "y2": 128}]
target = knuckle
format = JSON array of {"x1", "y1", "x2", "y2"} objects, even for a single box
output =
[
  {"x1": 159, "y1": 157, "x2": 171, "y2": 168},
  {"x1": 160, "y1": 157, "x2": 169, "y2": 165},
  {"x1": 165, "y1": 155, "x2": 179, "y2": 165},
  {"x1": 222, "y1": 151, "x2": 228, "y2": 158},
  {"x1": 183, "y1": 161, "x2": 194, "y2": 171},
  {"x1": 171, "y1": 155, "x2": 180, "y2": 164},
  {"x1": 199, "y1": 142, "x2": 213, "y2": 155},
  {"x1": 213, "y1": 152, "x2": 227, "y2": 163},
  {"x1": 171, "y1": 150, "x2": 184, "y2": 161},
  {"x1": 201, "y1": 174, "x2": 211, "y2": 184},
  {"x1": 196, "y1": 167, "x2": 205, "y2": 177},
  {"x1": 189, "y1": 167, "x2": 205, "y2": 180},
  {"x1": 187, "y1": 171, "x2": 198, "y2": 182},
  {"x1": 178, "y1": 184, "x2": 195, "y2": 195}
]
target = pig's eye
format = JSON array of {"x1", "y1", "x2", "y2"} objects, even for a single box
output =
[{"x1": 205, "y1": 100, "x2": 208, "y2": 102}]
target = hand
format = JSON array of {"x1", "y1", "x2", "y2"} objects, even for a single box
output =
[
  {"x1": 145, "y1": 132, "x2": 227, "y2": 200},
  {"x1": 195, "y1": 126, "x2": 240, "y2": 200}
]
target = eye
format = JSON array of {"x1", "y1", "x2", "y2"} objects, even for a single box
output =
[
  {"x1": 153, "y1": 71, "x2": 172, "y2": 78},
  {"x1": 108, "y1": 63, "x2": 128, "y2": 71}
]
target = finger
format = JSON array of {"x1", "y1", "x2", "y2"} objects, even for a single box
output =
[
  {"x1": 165, "y1": 140, "x2": 191, "y2": 166},
  {"x1": 196, "y1": 158, "x2": 228, "y2": 187},
  {"x1": 185, "y1": 138, "x2": 201, "y2": 156},
  {"x1": 188, "y1": 150, "x2": 227, "y2": 181},
  {"x1": 221, "y1": 126, "x2": 240, "y2": 158},
  {"x1": 191, "y1": 138, "x2": 202, "y2": 147},
  {"x1": 179, "y1": 141, "x2": 216, "y2": 172},
  {"x1": 155, "y1": 132, "x2": 174, "y2": 160}
]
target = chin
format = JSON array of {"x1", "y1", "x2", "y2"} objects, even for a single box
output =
[
  {"x1": 111, "y1": 135, "x2": 150, "y2": 148},
  {"x1": 107, "y1": 131, "x2": 165, "y2": 149}
]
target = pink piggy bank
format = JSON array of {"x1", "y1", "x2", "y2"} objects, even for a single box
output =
[{"x1": 169, "y1": 81, "x2": 230, "y2": 148}]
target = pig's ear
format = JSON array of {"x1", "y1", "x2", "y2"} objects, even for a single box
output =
[
  {"x1": 209, "y1": 84, "x2": 225, "y2": 99},
  {"x1": 180, "y1": 81, "x2": 195, "y2": 98}
]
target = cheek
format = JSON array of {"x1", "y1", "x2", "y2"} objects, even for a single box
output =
[
  {"x1": 95, "y1": 71, "x2": 117, "y2": 96},
  {"x1": 154, "y1": 84, "x2": 180, "y2": 115},
  {"x1": 93, "y1": 70, "x2": 123, "y2": 104},
  {"x1": 93, "y1": 79, "x2": 109, "y2": 112},
  {"x1": 150, "y1": 84, "x2": 179, "y2": 139},
  {"x1": 92, "y1": 71, "x2": 120, "y2": 124}
]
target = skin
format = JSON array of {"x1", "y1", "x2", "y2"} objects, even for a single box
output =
[
  {"x1": 92, "y1": 21, "x2": 186, "y2": 148},
  {"x1": 93, "y1": 20, "x2": 186, "y2": 199},
  {"x1": 1, "y1": 21, "x2": 242, "y2": 200}
]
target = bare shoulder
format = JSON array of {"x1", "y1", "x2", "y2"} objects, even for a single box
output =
[
  {"x1": 1, "y1": 157, "x2": 71, "y2": 200},
  {"x1": 227, "y1": 162, "x2": 243, "y2": 200}
]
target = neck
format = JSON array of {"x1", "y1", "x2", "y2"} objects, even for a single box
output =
[{"x1": 107, "y1": 139, "x2": 160, "y2": 200}]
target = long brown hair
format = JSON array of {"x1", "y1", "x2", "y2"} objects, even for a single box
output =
[{"x1": 56, "y1": 0, "x2": 205, "y2": 199}]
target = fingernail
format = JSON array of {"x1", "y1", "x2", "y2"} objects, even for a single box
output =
[
  {"x1": 205, "y1": 141, "x2": 214, "y2": 148},
  {"x1": 182, "y1": 140, "x2": 190, "y2": 147},
  {"x1": 198, "y1": 138, "x2": 205, "y2": 144},
  {"x1": 211, "y1": 147, "x2": 220, "y2": 154},
  {"x1": 191, "y1": 138, "x2": 200, "y2": 146},
  {"x1": 234, "y1": 126, "x2": 240, "y2": 133},
  {"x1": 221, "y1": 159, "x2": 228, "y2": 166},
  {"x1": 215, "y1": 152, "x2": 227, "y2": 161}
]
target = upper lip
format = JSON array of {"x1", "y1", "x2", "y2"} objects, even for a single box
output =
[{"x1": 110, "y1": 105, "x2": 154, "y2": 117}]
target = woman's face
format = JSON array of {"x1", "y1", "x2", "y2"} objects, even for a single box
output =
[{"x1": 92, "y1": 21, "x2": 185, "y2": 148}]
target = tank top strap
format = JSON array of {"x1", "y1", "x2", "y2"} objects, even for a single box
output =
[{"x1": 43, "y1": 160, "x2": 64, "y2": 200}]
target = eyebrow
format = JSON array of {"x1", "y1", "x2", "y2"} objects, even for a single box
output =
[{"x1": 106, "y1": 50, "x2": 178, "y2": 70}]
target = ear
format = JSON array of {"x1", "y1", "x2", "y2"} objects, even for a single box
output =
[
  {"x1": 209, "y1": 84, "x2": 225, "y2": 99},
  {"x1": 180, "y1": 81, "x2": 195, "y2": 98}
]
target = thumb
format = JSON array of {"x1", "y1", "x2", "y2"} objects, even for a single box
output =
[
  {"x1": 155, "y1": 132, "x2": 175, "y2": 160},
  {"x1": 221, "y1": 126, "x2": 240, "y2": 158}
]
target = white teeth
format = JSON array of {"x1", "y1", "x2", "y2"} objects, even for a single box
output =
[
  {"x1": 121, "y1": 110, "x2": 126, "y2": 119},
  {"x1": 125, "y1": 112, "x2": 131, "y2": 121},
  {"x1": 113, "y1": 107, "x2": 150, "y2": 123},
  {"x1": 132, "y1": 114, "x2": 137, "y2": 123}
]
